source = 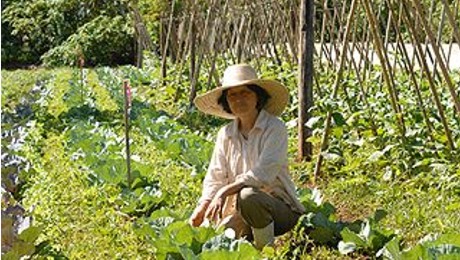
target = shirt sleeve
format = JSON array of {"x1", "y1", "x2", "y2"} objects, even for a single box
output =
[
  {"x1": 198, "y1": 127, "x2": 229, "y2": 204},
  {"x1": 236, "y1": 121, "x2": 288, "y2": 188}
]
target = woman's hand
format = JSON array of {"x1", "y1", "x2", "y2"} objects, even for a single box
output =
[
  {"x1": 205, "y1": 191, "x2": 226, "y2": 222},
  {"x1": 204, "y1": 181, "x2": 246, "y2": 222},
  {"x1": 189, "y1": 201, "x2": 210, "y2": 227}
]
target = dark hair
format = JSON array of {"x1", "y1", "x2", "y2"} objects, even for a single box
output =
[{"x1": 218, "y1": 84, "x2": 271, "y2": 114}]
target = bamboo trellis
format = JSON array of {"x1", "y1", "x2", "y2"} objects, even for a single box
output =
[{"x1": 152, "y1": 0, "x2": 460, "y2": 180}]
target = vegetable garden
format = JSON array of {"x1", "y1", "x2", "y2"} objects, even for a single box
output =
[
  {"x1": 2, "y1": 0, "x2": 460, "y2": 259},
  {"x1": 2, "y1": 58, "x2": 459, "y2": 259}
]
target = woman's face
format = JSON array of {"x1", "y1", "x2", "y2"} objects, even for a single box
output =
[{"x1": 227, "y1": 86, "x2": 258, "y2": 117}]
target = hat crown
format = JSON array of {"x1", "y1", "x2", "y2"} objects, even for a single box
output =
[{"x1": 222, "y1": 64, "x2": 258, "y2": 86}]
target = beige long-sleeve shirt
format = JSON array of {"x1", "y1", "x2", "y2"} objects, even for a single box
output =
[{"x1": 199, "y1": 110, "x2": 305, "y2": 220}]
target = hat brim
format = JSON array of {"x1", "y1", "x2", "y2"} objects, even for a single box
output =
[{"x1": 194, "y1": 79, "x2": 289, "y2": 119}]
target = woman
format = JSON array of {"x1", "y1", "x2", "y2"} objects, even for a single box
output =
[{"x1": 189, "y1": 64, "x2": 305, "y2": 250}]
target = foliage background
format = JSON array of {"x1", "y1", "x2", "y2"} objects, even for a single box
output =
[{"x1": 2, "y1": 0, "x2": 458, "y2": 68}]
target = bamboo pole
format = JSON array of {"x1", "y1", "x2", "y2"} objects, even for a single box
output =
[
  {"x1": 174, "y1": 8, "x2": 195, "y2": 92},
  {"x1": 275, "y1": 0, "x2": 297, "y2": 63},
  {"x1": 229, "y1": 15, "x2": 239, "y2": 64},
  {"x1": 206, "y1": 0, "x2": 229, "y2": 90},
  {"x1": 361, "y1": 0, "x2": 385, "y2": 87},
  {"x1": 262, "y1": 2, "x2": 282, "y2": 65},
  {"x1": 379, "y1": 2, "x2": 405, "y2": 121},
  {"x1": 189, "y1": 0, "x2": 217, "y2": 107},
  {"x1": 347, "y1": 17, "x2": 379, "y2": 137},
  {"x1": 241, "y1": 15, "x2": 253, "y2": 62},
  {"x1": 313, "y1": 0, "x2": 358, "y2": 182},
  {"x1": 319, "y1": 0, "x2": 336, "y2": 70},
  {"x1": 440, "y1": 0, "x2": 460, "y2": 48},
  {"x1": 189, "y1": 16, "x2": 196, "y2": 90},
  {"x1": 389, "y1": 1, "x2": 404, "y2": 70},
  {"x1": 328, "y1": 0, "x2": 342, "y2": 69},
  {"x1": 433, "y1": 2, "x2": 449, "y2": 73},
  {"x1": 411, "y1": 0, "x2": 460, "y2": 115},
  {"x1": 290, "y1": 0, "x2": 299, "y2": 57},
  {"x1": 161, "y1": 0, "x2": 176, "y2": 83},
  {"x1": 401, "y1": 0, "x2": 455, "y2": 151},
  {"x1": 422, "y1": 0, "x2": 437, "y2": 70},
  {"x1": 387, "y1": 0, "x2": 435, "y2": 140},
  {"x1": 235, "y1": 14, "x2": 247, "y2": 63},
  {"x1": 318, "y1": 0, "x2": 331, "y2": 69},
  {"x1": 445, "y1": 0, "x2": 459, "y2": 66},
  {"x1": 361, "y1": 0, "x2": 406, "y2": 137}
]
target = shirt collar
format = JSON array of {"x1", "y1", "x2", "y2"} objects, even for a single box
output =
[{"x1": 228, "y1": 109, "x2": 270, "y2": 138}]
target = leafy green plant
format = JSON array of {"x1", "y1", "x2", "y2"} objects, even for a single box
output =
[
  {"x1": 338, "y1": 211, "x2": 395, "y2": 256},
  {"x1": 42, "y1": 15, "x2": 134, "y2": 67},
  {"x1": 379, "y1": 234, "x2": 460, "y2": 260},
  {"x1": 134, "y1": 213, "x2": 260, "y2": 260},
  {"x1": 2, "y1": 0, "x2": 134, "y2": 67}
]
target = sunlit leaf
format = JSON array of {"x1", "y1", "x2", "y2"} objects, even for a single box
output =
[
  {"x1": 341, "y1": 228, "x2": 366, "y2": 247},
  {"x1": 367, "y1": 151, "x2": 384, "y2": 162},
  {"x1": 18, "y1": 226, "x2": 43, "y2": 243},
  {"x1": 338, "y1": 241, "x2": 356, "y2": 255}
]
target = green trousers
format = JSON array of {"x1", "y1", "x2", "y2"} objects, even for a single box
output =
[{"x1": 237, "y1": 187, "x2": 301, "y2": 237}]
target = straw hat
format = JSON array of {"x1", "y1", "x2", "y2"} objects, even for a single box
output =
[{"x1": 194, "y1": 64, "x2": 289, "y2": 119}]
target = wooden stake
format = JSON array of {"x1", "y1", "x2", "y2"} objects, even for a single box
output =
[
  {"x1": 298, "y1": 0, "x2": 315, "y2": 161},
  {"x1": 123, "y1": 80, "x2": 132, "y2": 188}
]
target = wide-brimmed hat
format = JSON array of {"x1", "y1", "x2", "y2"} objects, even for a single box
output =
[{"x1": 194, "y1": 64, "x2": 289, "y2": 119}]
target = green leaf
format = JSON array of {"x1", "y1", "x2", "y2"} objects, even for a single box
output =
[
  {"x1": 2, "y1": 251, "x2": 20, "y2": 260},
  {"x1": 311, "y1": 188, "x2": 323, "y2": 206},
  {"x1": 10, "y1": 240, "x2": 36, "y2": 257},
  {"x1": 373, "y1": 209, "x2": 387, "y2": 223},
  {"x1": 369, "y1": 230, "x2": 394, "y2": 251},
  {"x1": 377, "y1": 237, "x2": 402, "y2": 260},
  {"x1": 199, "y1": 244, "x2": 259, "y2": 260},
  {"x1": 338, "y1": 241, "x2": 356, "y2": 255},
  {"x1": 237, "y1": 242, "x2": 260, "y2": 258},
  {"x1": 332, "y1": 112, "x2": 346, "y2": 126},
  {"x1": 427, "y1": 234, "x2": 460, "y2": 246},
  {"x1": 332, "y1": 126, "x2": 344, "y2": 138},
  {"x1": 306, "y1": 116, "x2": 321, "y2": 128},
  {"x1": 18, "y1": 226, "x2": 43, "y2": 243},
  {"x1": 319, "y1": 202, "x2": 336, "y2": 217},
  {"x1": 341, "y1": 228, "x2": 366, "y2": 247},
  {"x1": 193, "y1": 227, "x2": 217, "y2": 244},
  {"x1": 174, "y1": 224, "x2": 195, "y2": 246},
  {"x1": 322, "y1": 152, "x2": 342, "y2": 161},
  {"x1": 367, "y1": 151, "x2": 384, "y2": 162},
  {"x1": 178, "y1": 244, "x2": 198, "y2": 260},
  {"x1": 427, "y1": 244, "x2": 460, "y2": 258},
  {"x1": 311, "y1": 212, "x2": 330, "y2": 228},
  {"x1": 199, "y1": 250, "x2": 238, "y2": 260},
  {"x1": 359, "y1": 220, "x2": 371, "y2": 240},
  {"x1": 402, "y1": 244, "x2": 427, "y2": 259},
  {"x1": 310, "y1": 227, "x2": 336, "y2": 244}
]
